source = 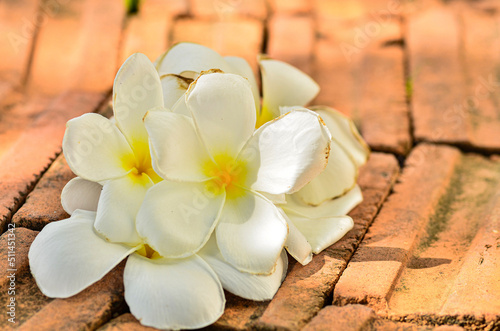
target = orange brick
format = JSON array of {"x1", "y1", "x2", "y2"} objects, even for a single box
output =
[
  {"x1": 120, "y1": 1, "x2": 175, "y2": 64},
  {"x1": 0, "y1": 91, "x2": 104, "y2": 232},
  {"x1": 98, "y1": 313, "x2": 157, "y2": 331},
  {"x1": 267, "y1": 15, "x2": 314, "y2": 75},
  {"x1": 313, "y1": 16, "x2": 410, "y2": 155},
  {"x1": 19, "y1": 262, "x2": 126, "y2": 330},
  {"x1": 253, "y1": 153, "x2": 399, "y2": 330},
  {"x1": 189, "y1": 0, "x2": 267, "y2": 20},
  {"x1": 0, "y1": 227, "x2": 54, "y2": 327},
  {"x1": 0, "y1": 0, "x2": 39, "y2": 85},
  {"x1": 172, "y1": 18, "x2": 263, "y2": 73},
  {"x1": 302, "y1": 305, "x2": 376, "y2": 331},
  {"x1": 12, "y1": 155, "x2": 73, "y2": 231},
  {"x1": 334, "y1": 144, "x2": 500, "y2": 328},
  {"x1": 268, "y1": 0, "x2": 311, "y2": 14},
  {"x1": 28, "y1": 0, "x2": 125, "y2": 95}
]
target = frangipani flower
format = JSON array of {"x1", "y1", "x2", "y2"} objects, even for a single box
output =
[
  {"x1": 153, "y1": 42, "x2": 319, "y2": 127},
  {"x1": 153, "y1": 42, "x2": 370, "y2": 264},
  {"x1": 29, "y1": 209, "x2": 226, "y2": 329},
  {"x1": 137, "y1": 71, "x2": 331, "y2": 275},
  {"x1": 61, "y1": 53, "x2": 163, "y2": 245}
]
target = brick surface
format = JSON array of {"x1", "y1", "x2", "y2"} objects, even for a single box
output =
[
  {"x1": 334, "y1": 144, "x2": 500, "y2": 329},
  {"x1": 0, "y1": 0, "x2": 39, "y2": 91},
  {"x1": 302, "y1": 305, "x2": 376, "y2": 331},
  {"x1": 172, "y1": 18, "x2": 264, "y2": 73},
  {"x1": 189, "y1": 0, "x2": 267, "y2": 20},
  {"x1": 267, "y1": 15, "x2": 314, "y2": 74},
  {"x1": 120, "y1": 0, "x2": 176, "y2": 64},
  {"x1": 12, "y1": 155, "x2": 73, "y2": 231},
  {"x1": 28, "y1": 0, "x2": 125, "y2": 95},
  {"x1": 98, "y1": 313, "x2": 157, "y2": 331},
  {"x1": 268, "y1": 0, "x2": 311, "y2": 15},
  {"x1": 0, "y1": 91, "x2": 104, "y2": 232},
  {"x1": 408, "y1": 3, "x2": 500, "y2": 152},
  {"x1": 253, "y1": 153, "x2": 399, "y2": 330},
  {"x1": 313, "y1": 3, "x2": 410, "y2": 155}
]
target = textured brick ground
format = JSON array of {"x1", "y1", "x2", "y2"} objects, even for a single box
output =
[{"x1": 0, "y1": 0, "x2": 499, "y2": 330}]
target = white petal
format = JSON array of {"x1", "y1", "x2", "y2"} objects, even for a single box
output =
[
  {"x1": 159, "y1": 73, "x2": 191, "y2": 109},
  {"x1": 293, "y1": 139, "x2": 358, "y2": 205},
  {"x1": 311, "y1": 106, "x2": 370, "y2": 167},
  {"x1": 144, "y1": 110, "x2": 211, "y2": 181},
  {"x1": 262, "y1": 192, "x2": 286, "y2": 204},
  {"x1": 171, "y1": 96, "x2": 191, "y2": 116},
  {"x1": 199, "y1": 235, "x2": 287, "y2": 301},
  {"x1": 243, "y1": 109, "x2": 331, "y2": 194},
  {"x1": 155, "y1": 42, "x2": 232, "y2": 75},
  {"x1": 94, "y1": 173, "x2": 153, "y2": 246},
  {"x1": 260, "y1": 58, "x2": 319, "y2": 119},
  {"x1": 28, "y1": 210, "x2": 135, "y2": 298},
  {"x1": 216, "y1": 191, "x2": 288, "y2": 275},
  {"x1": 284, "y1": 184, "x2": 363, "y2": 219},
  {"x1": 124, "y1": 254, "x2": 225, "y2": 330},
  {"x1": 280, "y1": 209, "x2": 313, "y2": 265},
  {"x1": 136, "y1": 181, "x2": 225, "y2": 258},
  {"x1": 63, "y1": 113, "x2": 134, "y2": 182},
  {"x1": 186, "y1": 72, "x2": 257, "y2": 157},
  {"x1": 287, "y1": 213, "x2": 354, "y2": 254},
  {"x1": 224, "y1": 56, "x2": 260, "y2": 112},
  {"x1": 113, "y1": 53, "x2": 163, "y2": 153},
  {"x1": 61, "y1": 177, "x2": 102, "y2": 215}
]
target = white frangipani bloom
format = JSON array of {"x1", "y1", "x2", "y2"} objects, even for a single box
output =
[
  {"x1": 61, "y1": 53, "x2": 163, "y2": 246},
  {"x1": 29, "y1": 210, "x2": 226, "y2": 330},
  {"x1": 137, "y1": 71, "x2": 331, "y2": 275},
  {"x1": 153, "y1": 42, "x2": 370, "y2": 264}
]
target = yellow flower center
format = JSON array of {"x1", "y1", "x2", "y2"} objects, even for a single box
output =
[
  {"x1": 256, "y1": 104, "x2": 275, "y2": 128},
  {"x1": 124, "y1": 140, "x2": 162, "y2": 184},
  {"x1": 203, "y1": 154, "x2": 247, "y2": 199},
  {"x1": 136, "y1": 244, "x2": 161, "y2": 259}
]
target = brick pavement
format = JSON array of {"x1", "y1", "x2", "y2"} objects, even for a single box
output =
[{"x1": 0, "y1": 0, "x2": 498, "y2": 330}]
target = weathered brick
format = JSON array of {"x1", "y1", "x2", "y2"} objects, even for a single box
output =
[
  {"x1": 28, "y1": 0, "x2": 125, "y2": 95},
  {"x1": 267, "y1": 15, "x2": 314, "y2": 75},
  {"x1": 120, "y1": 1, "x2": 174, "y2": 64},
  {"x1": 0, "y1": 91, "x2": 105, "y2": 232},
  {"x1": 19, "y1": 263, "x2": 126, "y2": 330},
  {"x1": 268, "y1": 0, "x2": 311, "y2": 15},
  {"x1": 335, "y1": 144, "x2": 500, "y2": 328},
  {"x1": 334, "y1": 144, "x2": 462, "y2": 312},
  {"x1": 302, "y1": 305, "x2": 376, "y2": 331},
  {"x1": 172, "y1": 18, "x2": 263, "y2": 73},
  {"x1": 189, "y1": 0, "x2": 267, "y2": 20},
  {"x1": 313, "y1": 8, "x2": 410, "y2": 155},
  {"x1": 12, "y1": 155, "x2": 73, "y2": 231},
  {"x1": 0, "y1": 0, "x2": 39, "y2": 89},
  {"x1": 253, "y1": 153, "x2": 399, "y2": 330},
  {"x1": 97, "y1": 313, "x2": 157, "y2": 331}
]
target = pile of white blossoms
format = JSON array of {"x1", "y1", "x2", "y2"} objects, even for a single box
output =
[{"x1": 29, "y1": 43, "x2": 369, "y2": 330}]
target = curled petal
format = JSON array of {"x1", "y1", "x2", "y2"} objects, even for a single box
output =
[
  {"x1": 155, "y1": 42, "x2": 231, "y2": 75},
  {"x1": 224, "y1": 56, "x2": 260, "y2": 112},
  {"x1": 280, "y1": 209, "x2": 313, "y2": 265},
  {"x1": 260, "y1": 57, "x2": 319, "y2": 120},
  {"x1": 311, "y1": 106, "x2": 370, "y2": 167},
  {"x1": 159, "y1": 73, "x2": 192, "y2": 109},
  {"x1": 216, "y1": 191, "x2": 288, "y2": 275},
  {"x1": 94, "y1": 173, "x2": 153, "y2": 246},
  {"x1": 284, "y1": 185, "x2": 363, "y2": 219},
  {"x1": 61, "y1": 177, "x2": 102, "y2": 215},
  {"x1": 144, "y1": 110, "x2": 211, "y2": 181},
  {"x1": 124, "y1": 254, "x2": 225, "y2": 330},
  {"x1": 136, "y1": 181, "x2": 225, "y2": 258},
  {"x1": 286, "y1": 212, "x2": 354, "y2": 254},
  {"x1": 186, "y1": 72, "x2": 257, "y2": 157},
  {"x1": 63, "y1": 113, "x2": 134, "y2": 182},
  {"x1": 199, "y1": 235, "x2": 288, "y2": 301},
  {"x1": 242, "y1": 108, "x2": 331, "y2": 194},
  {"x1": 113, "y1": 53, "x2": 163, "y2": 154},
  {"x1": 293, "y1": 139, "x2": 357, "y2": 205},
  {"x1": 29, "y1": 210, "x2": 135, "y2": 298}
]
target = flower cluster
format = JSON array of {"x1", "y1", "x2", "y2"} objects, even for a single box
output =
[{"x1": 29, "y1": 43, "x2": 369, "y2": 330}]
